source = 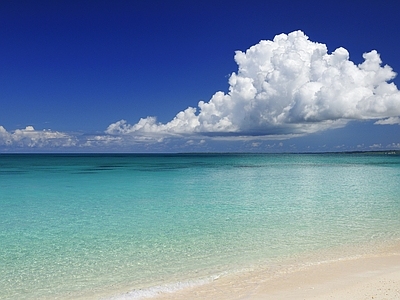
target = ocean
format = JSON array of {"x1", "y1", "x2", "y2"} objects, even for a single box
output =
[{"x1": 1, "y1": 153, "x2": 399, "y2": 299}]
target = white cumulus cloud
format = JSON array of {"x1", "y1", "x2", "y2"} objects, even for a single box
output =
[{"x1": 106, "y1": 30, "x2": 400, "y2": 140}]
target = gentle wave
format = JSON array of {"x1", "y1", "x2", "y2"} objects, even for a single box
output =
[{"x1": 104, "y1": 274, "x2": 224, "y2": 300}]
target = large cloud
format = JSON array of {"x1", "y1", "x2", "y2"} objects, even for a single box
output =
[{"x1": 106, "y1": 30, "x2": 400, "y2": 139}]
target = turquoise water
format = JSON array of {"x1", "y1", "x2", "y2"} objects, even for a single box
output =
[{"x1": 1, "y1": 153, "x2": 400, "y2": 299}]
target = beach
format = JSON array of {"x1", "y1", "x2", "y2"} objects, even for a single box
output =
[{"x1": 151, "y1": 243, "x2": 400, "y2": 300}]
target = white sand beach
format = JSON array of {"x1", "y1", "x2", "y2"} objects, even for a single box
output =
[{"x1": 153, "y1": 244, "x2": 400, "y2": 300}]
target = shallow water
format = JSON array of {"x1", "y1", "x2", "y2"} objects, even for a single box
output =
[{"x1": 1, "y1": 153, "x2": 399, "y2": 299}]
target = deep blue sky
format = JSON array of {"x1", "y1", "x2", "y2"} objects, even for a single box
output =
[{"x1": 1, "y1": 0, "x2": 400, "y2": 152}]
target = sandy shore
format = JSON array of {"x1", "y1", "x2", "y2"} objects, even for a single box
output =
[{"x1": 152, "y1": 245, "x2": 400, "y2": 300}]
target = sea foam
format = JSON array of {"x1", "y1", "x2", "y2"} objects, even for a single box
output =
[{"x1": 105, "y1": 274, "x2": 222, "y2": 300}]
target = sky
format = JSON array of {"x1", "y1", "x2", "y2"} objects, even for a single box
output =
[{"x1": 1, "y1": 0, "x2": 400, "y2": 153}]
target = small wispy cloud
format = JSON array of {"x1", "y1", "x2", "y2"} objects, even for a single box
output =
[
  {"x1": 387, "y1": 143, "x2": 400, "y2": 149},
  {"x1": 0, "y1": 126, "x2": 77, "y2": 148},
  {"x1": 369, "y1": 143, "x2": 382, "y2": 149},
  {"x1": 374, "y1": 116, "x2": 400, "y2": 125}
]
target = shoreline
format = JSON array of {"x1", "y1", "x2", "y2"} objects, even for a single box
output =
[
  {"x1": 97, "y1": 240, "x2": 400, "y2": 300},
  {"x1": 151, "y1": 250, "x2": 400, "y2": 300}
]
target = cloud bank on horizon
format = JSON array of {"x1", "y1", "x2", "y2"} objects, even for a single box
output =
[
  {"x1": 106, "y1": 30, "x2": 400, "y2": 139},
  {"x1": 1, "y1": 30, "x2": 400, "y2": 149},
  {"x1": 0, "y1": 125, "x2": 77, "y2": 148}
]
